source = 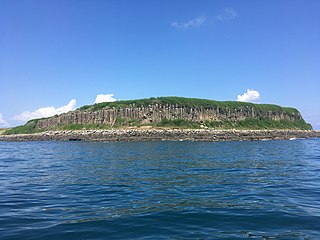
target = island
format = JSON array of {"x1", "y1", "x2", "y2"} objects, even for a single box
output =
[{"x1": 1, "y1": 97, "x2": 319, "y2": 141}]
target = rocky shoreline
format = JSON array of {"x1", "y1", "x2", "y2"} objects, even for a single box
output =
[{"x1": 0, "y1": 129, "x2": 320, "y2": 142}]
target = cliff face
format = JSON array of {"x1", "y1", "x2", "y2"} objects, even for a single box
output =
[{"x1": 36, "y1": 104, "x2": 303, "y2": 129}]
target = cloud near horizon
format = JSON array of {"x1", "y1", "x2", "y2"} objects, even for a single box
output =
[
  {"x1": 0, "y1": 113, "x2": 8, "y2": 126},
  {"x1": 95, "y1": 94, "x2": 116, "y2": 104},
  {"x1": 14, "y1": 99, "x2": 77, "y2": 122},
  {"x1": 237, "y1": 89, "x2": 260, "y2": 103},
  {"x1": 216, "y1": 8, "x2": 238, "y2": 21},
  {"x1": 171, "y1": 16, "x2": 207, "y2": 30}
]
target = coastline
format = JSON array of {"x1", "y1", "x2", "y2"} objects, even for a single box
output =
[{"x1": 1, "y1": 129, "x2": 320, "y2": 142}]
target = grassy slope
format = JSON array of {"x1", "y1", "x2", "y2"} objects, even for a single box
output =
[
  {"x1": 0, "y1": 129, "x2": 7, "y2": 135},
  {"x1": 3, "y1": 97, "x2": 312, "y2": 135},
  {"x1": 3, "y1": 120, "x2": 41, "y2": 135}
]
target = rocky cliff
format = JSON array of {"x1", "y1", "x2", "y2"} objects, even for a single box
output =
[{"x1": 34, "y1": 97, "x2": 308, "y2": 130}]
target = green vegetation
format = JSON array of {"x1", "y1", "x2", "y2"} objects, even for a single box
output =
[
  {"x1": 155, "y1": 119, "x2": 201, "y2": 129},
  {"x1": 3, "y1": 119, "x2": 41, "y2": 135},
  {"x1": 0, "y1": 129, "x2": 7, "y2": 135},
  {"x1": 59, "y1": 124, "x2": 111, "y2": 131},
  {"x1": 204, "y1": 119, "x2": 312, "y2": 130},
  {"x1": 153, "y1": 118, "x2": 311, "y2": 130},
  {"x1": 114, "y1": 118, "x2": 142, "y2": 127}
]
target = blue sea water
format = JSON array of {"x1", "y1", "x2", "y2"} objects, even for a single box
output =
[{"x1": 0, "y1": 139, "x2": 320, "y2": 239}]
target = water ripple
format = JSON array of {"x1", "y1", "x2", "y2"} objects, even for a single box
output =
[{"x1": 0, "y1": 139, "x2": 320, "y2": 239}]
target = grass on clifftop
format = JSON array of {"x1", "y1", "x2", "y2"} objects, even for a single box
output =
[{"x1": 3, "y1": 120, "x2": 41, "y2": 135}]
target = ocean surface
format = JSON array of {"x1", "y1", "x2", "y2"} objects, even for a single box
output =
[{"x1": 0, "y1": 139, "x2": 320, "y2": 239}]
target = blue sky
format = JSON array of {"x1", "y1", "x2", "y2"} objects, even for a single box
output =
[{"x1": 0, "y1": 0, "x2": 319, "y2": 129}]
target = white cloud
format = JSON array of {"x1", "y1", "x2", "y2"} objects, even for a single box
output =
[
  {"x1": 95, "y1": 94, "x2": 116, "y2": 104},
  {"x1": 14, "y1": 99, "x2": 77, "y2": 122},
  {"x1": 237, "y1": 89, "x2": 260, "y2": 103},
  {"x1": 0, "y1": 113, "x2": 8, "y2": 126},
  {"x1": 171, "y1": 16, "x2": 207, "y2": 30},
  {"x1": 216, "y1": 8, "x2": 238, "y2": 21}
]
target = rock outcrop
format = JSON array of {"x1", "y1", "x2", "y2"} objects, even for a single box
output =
[
  {"x1": 1, "y1": 129, "x2": 320, "y2": 142},
  {"x1": 36, "y1": 103, "x2": 303, "y2": 130}
]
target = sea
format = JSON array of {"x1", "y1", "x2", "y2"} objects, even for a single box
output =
[{"x1": 0, "y1": 138, "x2": 319, "y2": 239}]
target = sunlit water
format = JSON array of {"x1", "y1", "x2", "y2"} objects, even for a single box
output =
[{"x1": 0, "y1": 139, "x2": 320, "y2": 239}]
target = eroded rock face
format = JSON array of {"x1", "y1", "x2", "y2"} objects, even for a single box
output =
[{"x1": 36, "y1": 104, "x2": 303, "y2": 129}]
